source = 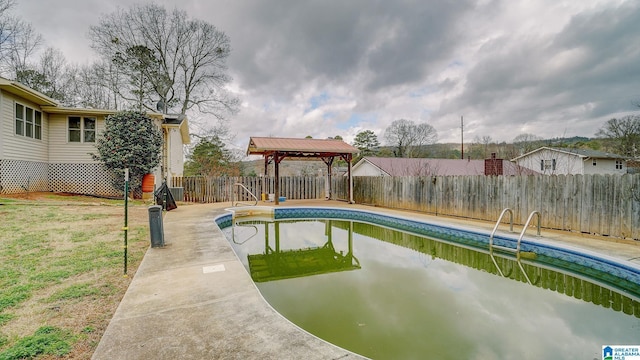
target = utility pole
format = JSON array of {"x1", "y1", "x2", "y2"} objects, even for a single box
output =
[{"x1": 461, "y1": 115, "x2": 464, "y2": 159}]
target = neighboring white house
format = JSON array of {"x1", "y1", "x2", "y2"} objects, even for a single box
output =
[
  {"x1": 0, "y1": 76, "x2": 190, "y2": 196},
  {"x1": 352, "y1": 156, "x2": 538, "y2": 176},
  {"x1": 512, "y1": 147, "x2": 627, "y2": 175}
]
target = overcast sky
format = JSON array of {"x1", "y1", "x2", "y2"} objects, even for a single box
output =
[{"x1": 14, "y1": 0, "x2": 640, "y2": 150}]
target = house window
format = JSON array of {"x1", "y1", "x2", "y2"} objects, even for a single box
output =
[
  {"x1": 616, "y1": 160, "x2": 623, "y2": 170},
  {"x1": 25, "y1": 107, "x2": 33, "y2": 138},
  {"x1": 15, "y1": 104, "x2": 24, "y2": 136},
  {"x1": 592, "y1": 159, "x2": 597, "y2": 166},
  {"x1": 68, "y1": 117, "x2": 96, "y2": 143},
  {"x1": 34, "y1": 111, "x2": 42, "y2": 139},
  {"x1": 69, "y1": 117, "x2": 81, "y2": 142},
  {"x1": 541, "y1": 159, "x2": 556, "y2": 171},
  {"x1": 84, "y1": 117, "x2": 96, "y2": 142},
  {"x1": 15, "y1": 103, "x2": 42, "y2": 140}
]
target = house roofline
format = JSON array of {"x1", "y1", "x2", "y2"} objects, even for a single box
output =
[
  {"x1": 511, "y1": 146, "x2": 627, "y2": 161},
  {"x1": 41, "y1": 106, "x2": 167, "y2": 120},
  {"x1": 41, "y1": 106, "x2": 118, "y2": 116},
  {"x1": 353, "y1": 157, "x2": 391, "y2": 176},
  {"x1": 0, "y1": 78, "x2": 59, "y2": 106}
]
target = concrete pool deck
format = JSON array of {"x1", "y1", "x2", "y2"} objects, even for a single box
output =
[{"x1": 92, "y1": 200, "x2": 640, "y2": 359}]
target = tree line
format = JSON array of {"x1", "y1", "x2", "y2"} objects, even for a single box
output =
[{"x1": 350, "y1": 116, "x2": 640, "y2": 163}]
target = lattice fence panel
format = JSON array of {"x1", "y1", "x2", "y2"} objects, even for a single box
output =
[
  {"x1": 94, "y1": 166, "x2": 122, "y2": 197},
  {"x1": 49, "y1": 163, "x2": 121, "y2": 197},
  {"x1": 0, "y1": 159, "x2": 49, "y2": 193}
]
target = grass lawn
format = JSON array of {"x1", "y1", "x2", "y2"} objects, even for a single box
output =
[{"x1": 0, "y1": 193, "x2": 154, "y2": 359}]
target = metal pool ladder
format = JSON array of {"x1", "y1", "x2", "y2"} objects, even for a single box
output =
[
  {"x1": 489, "y1": 208, "x2": 541, "y2": 261},
  {"x1": 232, "y1": 183, "x2": 258, "y2": 206}
]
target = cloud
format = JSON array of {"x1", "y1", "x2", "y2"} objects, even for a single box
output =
[
  {"x1": 432, "y1": 0, "x2": 640, "y2": 142},
  {"x1": 12, "y1": 0, "x2": 640, "y2": 145}
]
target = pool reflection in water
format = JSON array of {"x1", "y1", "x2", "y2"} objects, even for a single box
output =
[{"x1": 221, "y1": 217, "x2": 640, "y2": 360}]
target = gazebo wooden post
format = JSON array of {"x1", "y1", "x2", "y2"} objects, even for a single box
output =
[
  {"x1": 344, "y1": 153, "x2": 353, "y2": 204},
  {"x1": 274, "y1": 151, "x2": 280, "y2": 205},
  {"x1": 328, "y1": 159, "x2": 331, "y2": 200},
  {"x1": 323, "y1": 157, "x2": 334, "y2": 200},
  {"x1": 263, "y1": 155, "x2": 269, "y2": 201}
]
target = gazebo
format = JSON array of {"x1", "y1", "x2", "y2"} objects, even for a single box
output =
[{"x1": 246, "y1": 137, "x2": 359, "y2": 205}]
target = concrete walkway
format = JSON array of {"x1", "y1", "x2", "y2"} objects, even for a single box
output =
[
  {"x1": 92, "y1": 202, "x2": 365, "y2": 360},
  {"x1": 92, "y1": 201, "x2": 640, "y2": 359}
]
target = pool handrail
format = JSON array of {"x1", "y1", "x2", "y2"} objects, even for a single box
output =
[
  {"x1": 517, "y1": 211, "x2": 541, "y2": 260},
  {"x1": 489, "y1": 208, "x2": 514, "y2": 256},
  {"x1": 232, "y1": 183, "x2": 258, "y2": 207},
  {"x1": 490, "y1": 209, "x2": 541, "y2": 261}
]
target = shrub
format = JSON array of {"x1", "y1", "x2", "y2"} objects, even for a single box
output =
[{"x1": 91, "y1": 110, "x2": 163, "y2": 193}]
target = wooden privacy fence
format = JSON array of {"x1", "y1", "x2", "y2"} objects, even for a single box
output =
[
  {"x1": 352, "y1": 174, "x2": 640, "y2": 240},
  {"x1": 172, "y1": 174, "x2": 640, "y2": 240},
  {"x1": 171, "y1": 176, "x2": 326, "y2": 203}
]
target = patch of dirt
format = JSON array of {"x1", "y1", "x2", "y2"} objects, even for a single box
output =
[
  {"x1": 0, "y1": 192, "x2": 116, "y2": 202},
  {"x1": 0, "y1": 191, "x2": 52, "y2": 200}
]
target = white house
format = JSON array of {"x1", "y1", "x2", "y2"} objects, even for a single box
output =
[
  {"x1": 352, "y1": 156, "x2": 538, "y2": 176},
  {"x1": 0, "y1": 76, "x2": 190, "y2": 196},
  {"x1": 512, "y1": 147, "x2": 627, "y2": 175}
]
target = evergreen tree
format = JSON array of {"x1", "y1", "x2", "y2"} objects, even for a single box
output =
[
  {"x1": 352, "y1": 130, "x2": 380, "y2": 161},
  {"x1": 184, "y1": 136, "x2": 240, "y2": 176}
]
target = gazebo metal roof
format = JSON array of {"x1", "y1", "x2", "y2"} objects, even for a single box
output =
[{"x1": 247, "y1": 137, "x2": 359, "y2": 158}]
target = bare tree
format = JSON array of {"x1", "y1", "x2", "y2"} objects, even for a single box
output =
[
  {"x1": 0, "y1": 0, "x2": 19, "y2": 67},
  {"x1": 468, "y1": 135, "x2": 494, "y2": 159},
  {"x1": 403, "y1": 160, "x2": 441, "y2": 176},
  {"x1": 512, "y1": 133, "x2": 544, "y2": 155},
  {"x1": 384, "y1": 119, "x2": 438, "y2": 158},
  {"x1": 65, "y1": 61, "x2": 117, "y2": 109},
  {"x1": 15, "y1": 47, "x2": 73, "y2": 102},
  {"x1": 0, "y1": 0, "x2": 43, "y2": 77},
  {"x1": 596, "y1": 115, "x2": 640, "y2": 158},
  {"x1": 480, "y1": 135, "x2": 494, "y2": 158},
  {"x1": 89, "y1": 3, "x2": 239, "y2": 119}
]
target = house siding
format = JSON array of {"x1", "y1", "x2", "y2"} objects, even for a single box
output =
[
  {"x1": 1, "y1": 92, "x2": 49, "y2": 162},
  {"x1": 0, "y1": 90, "x2": 4, "y2": 158},
  {"x1": 583, "y1": 158, "x2": 626, "y2": 175},
  {"x1": 353, "y1": 162, "x2": 387, "y2": 176},
  {"x1": 515, "y1": 149, "x2": 584, "y2": 175},
  {"x1": 515, "y1": 148, "x2": 628, "y2": 175},
  {"x1": 167, "y1": 128, "x2": 184, "y2": 177},
  {"x1": 48, "y1": 113, "x2": 104, "y2": 163}
]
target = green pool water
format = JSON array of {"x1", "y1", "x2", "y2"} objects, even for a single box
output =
[{"x1": 223, "y1": 218, "x2": 640, "y2": 359}]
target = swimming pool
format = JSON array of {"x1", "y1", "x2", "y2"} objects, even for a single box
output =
[{"x1": 216, "y1": 206, "x2": 640, "y2": 359}]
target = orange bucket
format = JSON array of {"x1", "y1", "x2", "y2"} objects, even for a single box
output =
[{"x1": 141, "y1": 173, "x2": 155, "y2": 192}]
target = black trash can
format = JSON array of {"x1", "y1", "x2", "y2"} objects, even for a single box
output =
[{"x1": 148, "y1": 205, "x2": 165, "y2": 247}]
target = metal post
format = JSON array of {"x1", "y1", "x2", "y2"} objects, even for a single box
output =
[{"x1": 123, "y1": 168, "x2": 129, "y2": 275}]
